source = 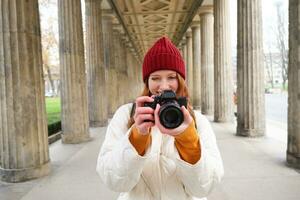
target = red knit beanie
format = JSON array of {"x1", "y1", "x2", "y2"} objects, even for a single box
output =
[{"x1": 142, "y1": 37, "x2": 185, "y2": 82}]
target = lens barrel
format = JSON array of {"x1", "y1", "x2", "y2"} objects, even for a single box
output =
[{"x1": 159, "y1": 102, "x2": 183, "y2": 129}]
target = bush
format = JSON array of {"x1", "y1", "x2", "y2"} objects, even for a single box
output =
[{"x1": 48, "y1": 121, "x2": 61, "y2": 136}]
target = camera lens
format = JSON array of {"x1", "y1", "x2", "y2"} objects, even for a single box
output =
[{"x1": 159, "y1": 104, "x2": 183, "y2": 129}]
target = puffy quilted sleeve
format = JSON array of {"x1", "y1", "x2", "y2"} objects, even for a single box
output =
[
  {"x1": 174, "y1": 111, "x2": 224, "y2": 198},
  {"x1": 96, "y1": 104, "x2": 149, "y2": 192}
]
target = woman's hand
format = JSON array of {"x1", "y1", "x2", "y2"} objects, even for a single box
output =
[
  {"x1": 154, "y1": 104, "x2": 193, "y2": 136},
  {"x1": 133, "y1": 96, "x2": 155, "y2": 135}
]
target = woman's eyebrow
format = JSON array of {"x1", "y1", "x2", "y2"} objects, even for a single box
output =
[
  {"x1": 150, "y1": 73, "x2": 176, "y2": 77},
  {"x1": 150, "y1": 74, "x2": 161, "y2": 77}
]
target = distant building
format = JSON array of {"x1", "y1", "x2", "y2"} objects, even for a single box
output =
[{"x1": 263, "y1": 51, "x2": 288, "y2": 88}]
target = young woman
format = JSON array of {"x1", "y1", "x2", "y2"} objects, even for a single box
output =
[{"x1": 96, "y1": 37, "x2": 224, "y2": 200}]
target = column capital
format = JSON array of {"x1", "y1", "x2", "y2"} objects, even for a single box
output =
[
  {"x1": 125, "y1": 40, "x2": 132, "y2": 48},
  {"x1": 185, "y1": 28, "x2": 192, "y2": 37},
  {"x1": 180, "y1": 36, "x2": 187, "y2": 45},
  {"x1": 101, "y1": 9, "x2": 114, "y2": 18},
  {"x1": 129, "y1": 47, "x2": 135, "y2": 53},
  {"x1": 199, "y1": 5, "x2": 214, "y2": 16},
  {"x1": 190, "y1": 20, "x2": 200, "y2": 28},
  {"x1": 112, "y1": 24, "x2": 124, "y2": 33},
  {"x1": 178, "y1": 42, "x2": 183, "y2": 48}
]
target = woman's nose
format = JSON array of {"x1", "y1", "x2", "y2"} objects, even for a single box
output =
[{"x1": 159, "y1": 79, "x2": 171, "y2": 91}]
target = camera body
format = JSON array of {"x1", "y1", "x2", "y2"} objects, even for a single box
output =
[{"x1": 144, "y1": 90, "x2": 187, "y2": 129}]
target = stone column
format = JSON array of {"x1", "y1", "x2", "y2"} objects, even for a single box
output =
[
  {"x1": 182, "y1": 37, "x2": 187, "y2": 70},
  {"x1": 132, "y1": 50, "x2": 142, "y2": 96},
  {"x1": 58, "y1": 0, "x2": 90, "y2": 143},
  {"x1": 85, "y1": 0, "x2": 107, "y2": 127},
  {"x1": 213, "y1": 0, "x2": 233, "y2": 122},
  {"x1": 102, "y1": 12, "x2": 117, "y2": 117},
  {"x1": 0, "y1": 0, "x2": 50, "y2": 182},
  {"x1": 287, "y1": 0, "x2": 300, "y2": 169},
  {"x1": 236, "y1": 0, "x2": 265, "y2": 137},
  {"x1": 191, "y1": 22, "x2": 201, "y2": 110},
  {"x1": 200, "y1": 7, "x2": 214, "y2": 115},
  {"x1": 112, "y1": 28, "x2": 123, "y2": 108},
  {"x1": 186, "y1": 29, "x2": 194, "y2": 102},
  {"x1": 126, "y1": 48, "x2": 133, "y2": 101},
  {"x1": 126, "y1": 44, "x2": 137, "y2": 102},
  {"x1": 178, "y1": 42, "x2": 183, "y2": 57},
  {"x1": 120, "y1": 35, "x2": 129, "y2": 105}
]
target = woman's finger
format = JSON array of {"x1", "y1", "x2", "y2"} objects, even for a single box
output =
[
  {"x1": 154, "y1": 104, "x2": 160, "y2": 122},
  {"x1": 139, "y1": 114, "x2": 154, "y2": 122},
  {"x1": 135, "y1": 96, "x2": 154, "y2": 107},
  {"x1": 135, "y1": 107, "x2": 155, "y2": 115},
  {"x1": 181, "y1": 106, "x2": 192, "y2": 123},
  {"x1": 135, "y1": 113, "x2": 154, "y2": 125}
]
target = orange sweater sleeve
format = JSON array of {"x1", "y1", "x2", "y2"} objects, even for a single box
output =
[
  {"x1": 174, "y1": 121, "x2": 201, "y2": 164},
  {"x1": 129, "y1": 126, "x2": 151, "y2": 156}
]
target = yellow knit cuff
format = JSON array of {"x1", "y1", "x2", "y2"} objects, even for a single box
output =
[
  {"x1": 129, "y1": 126, "x2": 151, "y2": 156},
  {"x1": 174, "y1": 121, "x2": 201, "y2": 164},
  {"x1": 174, "y1": 120, "x2": 198, "y2": 143}
]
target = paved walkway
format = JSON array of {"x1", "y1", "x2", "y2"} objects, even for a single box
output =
[{"x1": 1, "y1": 117, "x2": 300, "y2": 200}]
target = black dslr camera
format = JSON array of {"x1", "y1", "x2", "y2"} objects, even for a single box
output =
[{"x1": 144, "y1": 90, "x2": 187, "y2": 129}]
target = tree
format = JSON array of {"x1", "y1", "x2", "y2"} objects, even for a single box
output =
[
  {"x1": 39, "y1": 0, "x2": 59, "y2": 95},
  {"x1": 42, "y1": 21, "x2": 58, "y2": 95},
  {"x1": 39, "y1": 0, "x2": 55, "y2": 7},
  {"x1": 264, "y1": 45, "x2": 275, "y2": 89},
  {"x1": 274, "y1": 2, "x2": 288, "y2": 90}
]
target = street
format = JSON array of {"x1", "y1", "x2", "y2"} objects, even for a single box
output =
[
  {"x1": 265, "y1": 93, "x2": 288, "y2": 124},
  {"x1": 264, "y1": 93, "x2": 288, "y2": 143}
]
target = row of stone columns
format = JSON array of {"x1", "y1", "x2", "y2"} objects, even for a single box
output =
[
  {"x1": 181, "y1": 1, "x2": 266, "y2": 127},
  {"x1": 1, "y1": 0, "x2": 299, "y2": 184},
  {"x1": 184, "y1": 0, "x2": 265, "y2": 130},
  {"x1": 180, "y1": 0, "x2": 300, "y2": 169},
  {"x1": 0, "y1": 0, "x2": 142, "y2": 182},
  {"x1": 180, "y1": 6, "x2": 219, "y2": 118}
]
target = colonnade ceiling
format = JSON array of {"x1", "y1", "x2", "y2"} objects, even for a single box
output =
[{"x1": 107, "y1": 0, "x2": 210, "y2": 58}]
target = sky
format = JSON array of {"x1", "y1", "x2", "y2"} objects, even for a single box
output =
[{"x1": 230, "y1": 0, "x2": 289, "y2": 55}]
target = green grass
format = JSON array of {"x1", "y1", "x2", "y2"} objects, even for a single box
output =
[{"x1": 45, "y1": 97, "x2": 61, "y2": 125}]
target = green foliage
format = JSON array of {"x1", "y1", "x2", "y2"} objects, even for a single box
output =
[
  {"x1": 46, "y1": 97, "x2": 61, "y2": 136},
  {"x1": 48, "y1": 121, "x2": 61, "y2": 136},
  {"x1": 46, "y1": 97, "x2": 61, "y2": 124}
]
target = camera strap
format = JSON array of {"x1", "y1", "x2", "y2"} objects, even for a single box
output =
[{"x1": 130, "y1": 103, "x2": 136, "y2": 118}]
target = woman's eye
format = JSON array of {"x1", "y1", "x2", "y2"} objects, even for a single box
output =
[
  {"x1": 151, "y1": 77, "x2": 160, "y2": 81},
  {"x1": 168, "y1": 76, "x2": 177, "y2": 80}
]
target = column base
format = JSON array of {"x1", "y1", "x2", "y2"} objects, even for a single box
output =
[
  {"x1": 0, "y1": 161, "x2": 50, "y2": 183},
  {"x1": 62, "y1": 133, "x2": 92, "y2": 144},
  {"x1": 236, "y1": 126, "x2": 265, "y2": 137},
  {"x1": 193, "y1": 106, "x2": 201, "y2": 111},
  {"x1": 89, "y1": 120, "x2": 108, "y2": 127},
  {"x1": 201, "y1": 109, "x2": 214, "y2": 115},
  {"x1": 287, "y1": 151, "x2": 300, "y2": 169},
  {"x1": 214, "y1": 116, "x2": 234, "y2": 123}
]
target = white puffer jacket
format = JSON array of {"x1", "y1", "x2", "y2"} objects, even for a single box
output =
[{"x1": 96, "y1": 103, "x2": 224, "y2": 200}]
